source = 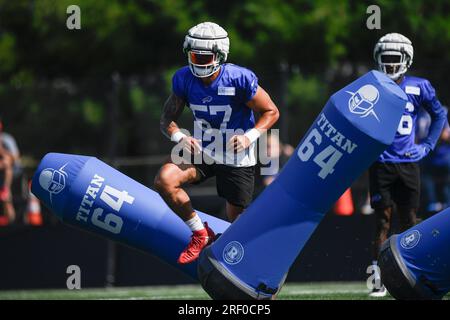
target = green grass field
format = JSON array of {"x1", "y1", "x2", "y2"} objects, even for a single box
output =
[{"x1": 1, "y1": 282, "x2": 445, "y2": 300}]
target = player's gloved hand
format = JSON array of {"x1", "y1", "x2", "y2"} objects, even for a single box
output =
[
  {"x1": 404, "y1": 143, "x2": 431, "y2": 161},
  {"x1": 227, "y1": 135, "x2": 251, "y2": 153},
  {"x1": 181, "y1": 136, "x2": 202, "y2": 155}
]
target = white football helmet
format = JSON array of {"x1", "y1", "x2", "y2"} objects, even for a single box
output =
[
  {"x1": 183, "y1": 22, "x2": 230, "y2": 78},
  {"x1": 373, "y1": 33, "x2": 414, "y2": 81}
]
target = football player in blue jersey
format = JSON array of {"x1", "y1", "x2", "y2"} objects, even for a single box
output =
[
  {"x1": 368, "y1": 33, "x2": 448, "y2": 297},
  {"x1": 154, "y1": 22, "x2": 280, "y2": 264}
]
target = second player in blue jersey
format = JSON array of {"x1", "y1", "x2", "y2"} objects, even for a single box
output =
[
  {"x1": 379, "y1": 75, "x2": 446, "y2": 163},
  {"x1": 368, "y1": 33, "x2": 447, "y2": 298}
]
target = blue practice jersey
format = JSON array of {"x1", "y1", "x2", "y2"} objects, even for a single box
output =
[
  {"x1": 172, "y1": 63, "x2": 258, "y2": 166},
  {"x1": 379, "y1": 76, "x2": 447, "y2": 163},
  {"x1": 416, "y1": 108, "x2": 450, "y2": 167}
]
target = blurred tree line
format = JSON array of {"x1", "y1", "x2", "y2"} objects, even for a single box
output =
[{"x1": 0, "y1": 0, "x2": 449, "y2": 162}]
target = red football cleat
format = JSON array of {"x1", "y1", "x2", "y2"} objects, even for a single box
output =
[
  {"x1": 177, "y1": 222, "x2": 215, "y2": 264},
  {"x1": 204, "y1": 222, "x2": 216, "y2": 242}
]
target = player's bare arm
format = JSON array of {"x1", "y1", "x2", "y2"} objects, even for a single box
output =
[
  {"x1": 247, "y1": 85, "x2": 280, "y2": 131},
  {"x1": 228, "y1": 86, "x2": 280, "y2": 152},
  {"x1": 160, "y1": 93, "x2": 185, "y2": 139},
  {"x1": 160, "y1": 93, "x2": 201, "y2": 154}
]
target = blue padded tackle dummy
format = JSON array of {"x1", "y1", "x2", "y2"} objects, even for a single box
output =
[
  {"x1": 379, "y1": 207, "x2": 450, "y2": 300},
  {"x1": 31, "y1": 154, "x2": 230, "y2": 279},
  {"x1": 197, "y1": 70, "x2": 408, "y2": 299}
]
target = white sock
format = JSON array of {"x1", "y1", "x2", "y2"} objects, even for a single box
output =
[
  {"x1": 372, "y1": 260, "x2": 381, "y2": 279},
  {"x1": 185, "y1": 215, "x2": 204, "y2": 232}
]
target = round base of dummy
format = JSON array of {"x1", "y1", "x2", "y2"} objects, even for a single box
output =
[
  {"x1": 197, "y1": 247, "x2": 279, "y2": 300},
  {"x1": 378, "y1": 235, "x2": 441, "y2": 300}
]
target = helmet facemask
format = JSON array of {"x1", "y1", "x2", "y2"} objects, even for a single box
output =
[
  {"x1": 187, "y1": 49, "x2": 222, "y2": 78},
  {"x1": 373, "y1": 33, "x2": 413, "y2": 82},
  {"x1": 377, "y1": 50, "x2": 409, "y2": 81}
]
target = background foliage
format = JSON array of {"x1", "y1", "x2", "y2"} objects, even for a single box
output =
[{"x1": 0, "y1": 0, "x2": 449, "y2": 159}]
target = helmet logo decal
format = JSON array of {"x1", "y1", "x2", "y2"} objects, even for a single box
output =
[
  {"x1": 346, "y1": 84, "x2": 380, "y2": 122},
  {"x1": 38, "y1": 163, "x2": 68, "y2": 203}
]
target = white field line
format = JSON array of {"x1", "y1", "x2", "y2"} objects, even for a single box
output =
[{"x1": 283, "y1": 288, "x2": 368, "y2": 295}]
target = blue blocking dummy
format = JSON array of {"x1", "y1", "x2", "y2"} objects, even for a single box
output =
[
  {"x1": 31, "y1": 153, "x2": 230, "y2": 279},
  {"x1": 198, "y1": 70, "x2": 408, "y2": 300},
  {"x1": 379, "y1": 207, "x2": 450, "y2": 300}
]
